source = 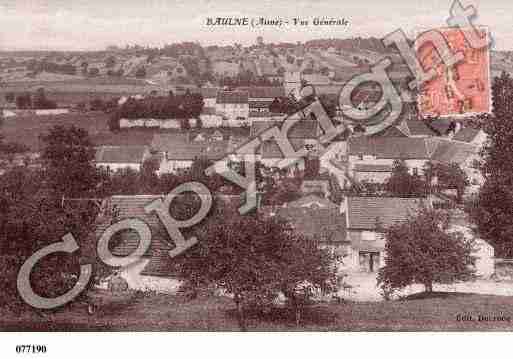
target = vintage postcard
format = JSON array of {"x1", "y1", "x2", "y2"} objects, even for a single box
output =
[{"x1": 0, "y1": 0, "x2": 512, "y2": 357}]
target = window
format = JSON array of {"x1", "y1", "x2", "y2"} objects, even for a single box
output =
[
  {"x1": 358, "y1": 153, "x2": 363, "y2": 160},
  {"x1": 412, "y1": 167, "x2": 419, "y2": 176}
]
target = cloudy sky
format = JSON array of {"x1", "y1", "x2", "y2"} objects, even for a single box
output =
[{"x1": 0, "y1": 0, "x2": 512, "y2": 51}]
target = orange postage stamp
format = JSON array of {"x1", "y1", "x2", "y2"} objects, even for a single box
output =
[{"x1": 416, "y1": 27, "x2": 491, "y2": 117}]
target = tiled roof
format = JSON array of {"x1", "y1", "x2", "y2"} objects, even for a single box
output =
[
  {"x1": 216, "y1": 90, "x2": 249, "y2": 104},
  {"x1": 249, "y1": 110, "x2": 273, "y2": 118},
  {"x1": 405, "y1": 119, "x2": 438, "y2": 137},
  {"x1": 284, "y1": 194, "x2": 338, "y2": 209},
  {"x1": 277, "y1": 207, "x2": 347, "y2": 242},
  {"x1": 95, "y1": 146, "x2": 147, "y2": 164},
  {"x1": 250, "y1": 119, "x2": 318, "y2": 139},
  {"x1": 354, "y1": 164, "x2": 393, "y2": 172},
  {"x1": 347, "y1": 137, "x2": 431, "y2": 159},
  {"x1": 347, "y1": 196, "x2": 426, "y2": 230},
  {"x1": 426, "y1": 118, "x2": 454, "y2": 135},
  {"x1": 261, "y1": 138, "x2": 305, "y2": 159},
  {"x1": 429, "y1": 139, "x2": 478, "y2": 165},
  {"x1": 249, "y1": 101, "x2": 271, "y2": 109},
  {"x1": 165, "y1": 141, "x2": 229, "y2": 161},
  {"x1": 198, "y1": 87, "x2": 219, "y2": 99},
  {"x1": 453, "y1": 127, "x2": 481, "y2": 143},
  {"x1": 94, "y1": 195, "x2": 175, "y2": 259},
  {"x1": 302, "y1": 74, "x2": 330, "y2": 86},
  {"x1": 94, "y1": 194, "x2": 235, "y2": 278},
  {"x1": 238, "y1": 86, "x2": 285, "y2": 99},
  {"x1": 150, "y1": 133, "x2": 190, "y2": 152}
]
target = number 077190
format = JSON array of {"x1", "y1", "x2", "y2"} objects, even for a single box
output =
[{"x1": 15, "y1": 345, "x2": 47, "y2": 354}]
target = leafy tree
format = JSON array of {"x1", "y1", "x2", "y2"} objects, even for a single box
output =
[
  {"x1": 425, "y1": 162, "x2": 469, "y2": 203},
  {"x1": 108, "y1": 110, "x2": 121, "y2": 131},
  {"x1": 32, "y1": 87, "x2": 57, "y2": 109},
  {"x1": 135, "y1": 67, "x2": 146, "y2": 78},
  {"x1": 174, "y1": 209, "x2": 339, "y2": 330},
  {"x1": 88, "y1": 67, "x2": 100, "y2": 77},
  {"x1": 90, "y1": 98, "x2": 105, "y2": 111},
  {"x1": 385, "y1": 160, "x2": 426, "y2": 197},
  {"x1": 0, "y1": 164, "x2": 101, "y2": 311},
  {"x1": 473, "y1": 72, "x2": 513, "y2": 257},
  {"x1": 180, "y1": 117, "x2": 191, "y2": 130},
  {"x1": 304, "y1": 157, "x2": 320, "y2": 179},
  {"x1": 15, "y1": 93, "x2": 32, "y2": 109},
  {"x1": 377, "y1": 206, "x2": 476, "y2": 297},
  {"x1": 5, "y1": 92, "x2": 15, "y2": 103},
  {"x1": 40, "y1": 125, "x2": 99, "y2": 198}
]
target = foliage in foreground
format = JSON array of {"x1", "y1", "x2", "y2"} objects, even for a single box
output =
[
  {"x1": 173, "y1": 207, "x2": 340, "y2": 331},
  {"x1": 377, "y1": 206, "x2": 476, "y2": 298}
]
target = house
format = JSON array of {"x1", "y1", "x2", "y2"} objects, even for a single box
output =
[
  {"x1": 260, "y1": 194, "x2": 345, "y2": 243},
  {"x1": 283, "y1": 194, "x2": 338, "y2": 210},
  {"x1": 95, "y1": 145, "x2": 150, "y2": 173},
  {"x1": 151, "y1": 133, "x2": 228, "y2": 174},
  {"x1": 259, "y1": 138, "x2": 306, "y2": 175},
  {"x1": 94, "y1": 195, "x2": 185, "y2": 293},
  {"x1": 347, "y1": 137, "x2": 432, "y2": 182},
  {"x1": 429, "y1": 138, "x2": 483, "y2": 191},
  {"x1": 375, "y1": 119, "x2": 437, "y2": 138},
  {"x1": 302, "y1": 74, "x2": 330, "y2": 87},
  {"x1": 343, "y1": 195, "x2": 494, "y2": 277},
  {"x1": 453, "y1": 127, "x2": 488, "y2": 147},
  {"x1": 215, "y1": 91, "x2": 249, "y2": 125},
  {"x1": 300, "y1": 180, "x2": 331, "y2": 197},
  {"x1": 95, "y1": 193, "x2": 256, "y2": 291},
  {"x1": 344, "y1": 196, "x2": 427, "y2": 273}
]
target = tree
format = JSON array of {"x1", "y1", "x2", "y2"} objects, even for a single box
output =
[
  {"x1": 40, "y1": 125, "x2": 99, "y2": 198},
  {"x1": 304, "y1": 157, "x2": 320, "y2": 179},
  {"x1": 426, "y1": 162, "x2": 469, "y2": 203},
  {"x1": 385, "y1": 160, "x2": 426, "y2": 197},
  {"x1": 135, "y1": 67, "x2": 146, "y2": 78},
  {"x1": 0, "y1": 164, "x2": 102, "y2": 311},
  {"x1": 5, "y1": 92, "x2": 15, "y2": 103},
  {"x1": 180, "y1": 117, "x2": 191, "y2": 130},
  {"x1": 174, "y1": 209, "x2": 338, "y2": 330},
  {"x1": 377, "y1": 207, "x2": 476, "y2": 297},
  {"x1": 474, "y1": 72, "x2": 513, "y2": 257},
  {"x1": 15, "y1": 93, "x2": 32, "y2": 109},
  {"x1": 108, "y1": 110, "x2": 121, "y2": 132}
]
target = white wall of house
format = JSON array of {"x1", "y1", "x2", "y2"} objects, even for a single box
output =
[
  {"x1": 203, "y1": 97, "x2": 217, "y2": 108},
  {"x1": 97, "y1": 162, "x2": 142, "y2": 172},
  {"x1": 157, "y1": 157, "x2": 194, "y2": 174},
  {"x1": 474, "y1": 239, "x2": 495, "y2": 277},
  {"x1": 35, "y1": 108, "x2": 70, "y2": 115},
  {"x1": 215, "y1": 103, "x2": 249, "y2": 121},
  {"x1": 348, "y1": 155, "x2": 428, "y2": 182},
  {"x1": 200, "y1": 114, "x2": 223, "y2": 127},
  {"x1": 354, "y1": 171, "x2": 391, "y2": 183},
  {"x1": 119, "y1": 259, "x2": 182, "y2": 293},
  {"x1": 120, "y1": 118, "x2": 183, "y2": 129}
]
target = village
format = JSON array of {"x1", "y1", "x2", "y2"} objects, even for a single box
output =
[{"x1": 1, "y1": 32, "x2": 513, "y2": 332}]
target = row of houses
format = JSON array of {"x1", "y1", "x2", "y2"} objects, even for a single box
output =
[
  {"x1": 96, "y1": 118, "x2": 322, "y2": 176},
  {"x1": 118, "y1": 86, "x2": 288, "y2": 129},
  {"x1": 347, "y1": 125, "x2": 487, "y2": 192},
  {"x1": 96, "y1": 192, "x2": 494, "y2": 294}
]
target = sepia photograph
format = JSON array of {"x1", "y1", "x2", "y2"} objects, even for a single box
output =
[{"x1": 0, "y1": 0, "x2": 512, "y2": 357}]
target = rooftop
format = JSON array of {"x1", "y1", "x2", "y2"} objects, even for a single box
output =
[
  {"x1": 348, "y1": 137, "x2": 431, "y2": 159},
  {"x1": 216, "y1": 90, "x2": 249, "y2": 104},
  {"x1": 95, "y1": 145, "x2": 148, "y2": 164},
  {"x1": 347, "y1": 196, "x2": 426, "y2": 230}
]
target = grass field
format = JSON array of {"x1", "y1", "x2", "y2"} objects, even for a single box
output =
[{"x1": 2, "y1": 292, "x2": 513, "y2": 331}]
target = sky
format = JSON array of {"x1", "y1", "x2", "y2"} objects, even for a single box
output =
[{"x1": 1, "y1": 0, "x2": 512, "y2": 51}]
